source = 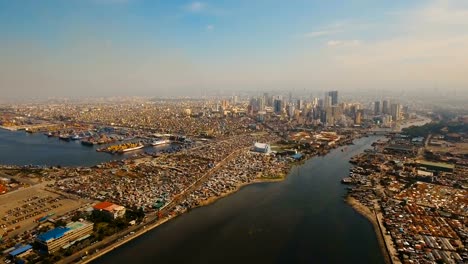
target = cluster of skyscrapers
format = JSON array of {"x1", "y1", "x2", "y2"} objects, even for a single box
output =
[{"x1": 245, "y1": 90, "x2": 407, "y2": 127}]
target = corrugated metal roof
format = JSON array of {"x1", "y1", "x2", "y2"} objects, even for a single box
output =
[
  {"x1": 417, "y1": 160, "x2": 455, "y2": 169},
  {"x1": 93, "y1": 201, "x2": 114, "y2": 210},
  {"x1": 37, "y1": 227, "x2": 70, "y2": 242},
  {"x1": 9, "y1": 244, "x2": 32, "y2": 256}
]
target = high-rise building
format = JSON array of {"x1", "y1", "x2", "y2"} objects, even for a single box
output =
[
  {"x1": 318, "y1": 98, "x2": 324, "y2": 109},
  {"x1": 263, "y1": 93, "x2": 272, "y2": 107},
  {"x1": 273, "y1": 99, "x2": 283, "y2": 114},
  {"x1": 355, "y1": 110, "x2": 362, "y2": 125},
  {"x1": 328, "y1": 91, "x2": 338, "y2": 106},
  {"x1": 374, "y1": 101, "x2": 381, "y2": 115},
  {"x1": 390, "y1": 103, "x2": 401, "y2": 121},
  {"x1": 296, "y1": 99, "x2": 303, "y2": 110},
  {"x1": 382, "y1": 100, "x2": 389, "y2": 114},
  {"x1": 324, "y1": 95, "x2": 332, "y2": 108},
  {"x1": 258, "y1": 97, "x2": 265, "y2": 111},
  {"x1": 287, "y1": 103, "x2": 295, "y2": 118}
]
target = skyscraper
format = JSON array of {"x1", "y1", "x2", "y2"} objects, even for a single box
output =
[
  {"x1": 296, "y1": 99, "x2": 303, "y2": 110},
  {"x1": 382, "y1": 100, "x2": 389, "y2": 114},
  {"x1": 258, "y1": 97, "x2": 265, "y2": 111},
  {"x1": 324, "y1": 95, "x2": 332, "y2": 108},
  {"x1": 274, "y1": 99, "x2": 283, "y2": 114},
  {"x1": 355, "y1": 110, "x2": 362, "y2": 125},
  {"x1": 390, "y1": 103, "x2": 401, "y2": 121},
  {"x1": 328, "y1": 91, "x2": 338, "y2": 106},
  {"x1": 374, "y1": 101, "x2": 381, "y2": 115}
]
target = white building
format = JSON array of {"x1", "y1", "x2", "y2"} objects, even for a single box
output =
[{"x1": 253, "y1": 142, "x2": 271, "y2": 153}]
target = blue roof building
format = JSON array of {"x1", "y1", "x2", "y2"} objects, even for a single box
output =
[
  {"x1": 35, "y1": 221, "x2": 94, "y2": 253},
  {"x1": 36, "y1": 227, "x2": 70, "y2": 242},
  {"x1": 9, "y1": 244, "x2": 32, "y2": 257}
]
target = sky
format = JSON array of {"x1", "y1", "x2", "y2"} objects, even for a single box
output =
[{"x1": 1, "y1": 0, "x2": 468, "y2": 99}]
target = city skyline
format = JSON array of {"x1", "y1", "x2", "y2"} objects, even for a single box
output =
[{"x1": 1, "y1": 0, "x2": 468, "y2": 99}]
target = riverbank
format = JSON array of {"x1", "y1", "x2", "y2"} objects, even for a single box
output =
[
  {"x1": 346, "y1": 196, "x2": 392, "y2": 264},
  {"x1": 197, "y1": 173, "x2": 286, "y2": 207},
  {"x1": 79, "y1": 214, "x2": 176, "y2": 264},
  {"x1": 79, "y1": 142, "x2": 355, "y2": 263},
  {"x1": 0, "y1": 126, "x2": 17, "y2": 131},
  {"x1": 80, "y1": 173, "x2": 288, "y2": 264}
]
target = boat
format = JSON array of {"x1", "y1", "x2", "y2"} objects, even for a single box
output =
[
  {"x1": 81, "y1": 139, "x2": 96, "y2": 146},
  {"x1": 341, "y1": 177, "x2": 353, "y2": 184},
  {"x1": 151, "y1": 139, "x2": 171, "y2": 146},
  {"x1": 70, "y1": 134, "x2": 84, "y2": 140},
  {"x1": 58, "y1": 135, "x2": 71, "y2": 141},
  {"x1": 119, "y1": 144, "x2": 144, "y2": 153}
]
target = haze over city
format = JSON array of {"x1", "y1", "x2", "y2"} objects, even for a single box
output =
[
  {"x1": 0, "y1": 1, "x2": 467, "y2": 264},
  {"x1": 1, "y1": 0, "x2": 468, "y2": 100}
]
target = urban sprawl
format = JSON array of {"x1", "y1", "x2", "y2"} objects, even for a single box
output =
[{"x1": 0, "y1": 92, "x2": 466, "y2": 264}]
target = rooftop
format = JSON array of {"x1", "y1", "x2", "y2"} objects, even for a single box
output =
[
  {"x1": 9, "y1": 244, "x2": 32, "y2": 257},
  {"x1": 417, "y1": 160, "x2": 455, "y2": 169},
  {"x1": 93, "y1": 201, "x2": 115, "y2": 210},
  {"x1": 36, "y1": 227, "x2": 70, "y2": 242}
]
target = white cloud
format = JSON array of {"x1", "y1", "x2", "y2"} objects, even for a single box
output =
[
  {"x1": 302, "y1": 30, "x2": 335, "y2": 38},
  {"x1": 206, "y1": 24, "x2": 214, "y2": 31},
  {"x1": 326, "y1": 39, "x2": 361, "y2": 47},
  {"x1": 185, "y1": 2, "x2": 206, "y2": 12}
]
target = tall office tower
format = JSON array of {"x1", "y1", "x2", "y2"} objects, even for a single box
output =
[
  {"x1": 296, "y1": 99, "x2": 303, "y2": 110},
  {"x1": 232, "y1": 96, "x2": 238, "y2": 105},
  {"x1": 318, "y1": 98, "x2": 324, "y2": 109},
  {"x1": 312, "y1": 97, "x2": 319, "y2": 108},
  {"x1": 249, "y1": 98, "x2": 259, "y2": 112},
  {"x1": 382, "y1": 100, "x2": 389, "y2": 114},
  {"x1": 324, "y1": 95, "x2": 332, "y2": 108},
  {"x1": 355, "y1": 110, "x2": 362, "y2": 125},
  {"x1": 221, "y1": 100, "x2": 229, "y2": 109},
  {"x1": 390, "y1": 103, "x2": 401, "y2": 121},
  {"x1": 328, "y1": 90, "x2": 338, "y2": 106},
  {"x1": 258, "y1": 97, "x2": 265, "y2": 111},
  {"x1": 374, "y1": 101, "x2": 381, "y2": 115},
  {"x1": 288, "y1": 91, "x2": 292, "y2": 103},
  {"x1": 287, "y1": 104, "x2": 295, "y2": 118},
  {"x1": 263, "y1": 92, "x2": 271, "y2": 107},
  {"x1": 273, "y1": 99, "x2": 283, "y2": 114}
]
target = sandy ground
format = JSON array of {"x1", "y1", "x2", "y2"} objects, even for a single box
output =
[{"x1": 0, "y1": 183, "x2": 84, "y2": 237}]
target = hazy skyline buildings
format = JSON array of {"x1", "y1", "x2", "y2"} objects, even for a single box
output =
[
  {"x1": 1, "y1": 1, "x2": 468, "y2": 101},
  {"x1": 328, "y1": 91, "x2": 339, "y2": 106},
  {"x1": 382, "y1": 100, "x2": 390, "y2": 115},
  {"x1": 391, "y1": 103, "x2": 401, "y2": 121},
  {"x1": 374, "y1": 101, "x2": 381, "y2": 115}
]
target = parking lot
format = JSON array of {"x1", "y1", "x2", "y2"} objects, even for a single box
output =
[{"x1": 0, "y1": 183, "x2": 83, "y2": 238}]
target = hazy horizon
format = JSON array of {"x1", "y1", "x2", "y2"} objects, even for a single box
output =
[{"x1": 1, "y1": 0, "x2": 468, "y2": 100}]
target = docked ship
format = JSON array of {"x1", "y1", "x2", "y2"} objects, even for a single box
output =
[
  {"x1": 81, "y1": 138, "x2": 97, "y2": 146},
  {"x1": 118, "y1": 143, "x2": 144, "y2": 153},
  {"x1": 151, "y1": 139, "x2": 171, "y2": 146},
  {"x1": 100, "y1": 142, "x2": 145, "y2": 154},
  {"x1": 58, "y1": 134, "x2": 71, "y2": 141},
  {"x1": 70, "y1": 134, "x2": 85, "y2": 140}
]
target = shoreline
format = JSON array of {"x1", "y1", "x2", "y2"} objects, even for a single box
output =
[
  {"x1": 75, "y1": 144, "x2": 357, "y2": 263},
  {"x1": 79, "y1": 174, "x2": 288, "y2": 264},
  {"x1": 196, "y1": 174, "x2": 286, "y2": 207},
  {"x1": 345, "y1": 196, "x2": 393, "y2": 264}
]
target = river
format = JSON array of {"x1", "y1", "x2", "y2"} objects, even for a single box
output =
[{"x1": 92, "y1": 136, "x2": 385, "y2": 264}]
